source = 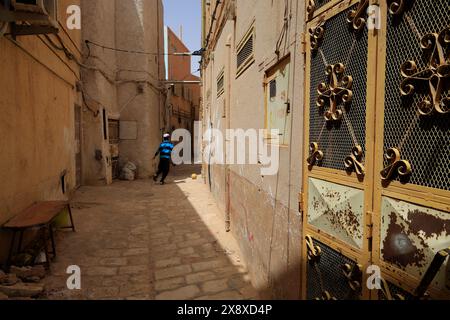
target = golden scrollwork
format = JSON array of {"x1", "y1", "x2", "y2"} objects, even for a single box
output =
[
  {"x1": 347, "y1": 0, "x2": 369, "y2": 31},
  {"x1": 307, "y1": 142, "x2": 324, "y2": 167},
  {"x1": 387, "y1": 0, "x2": 407, "y2": 15},
  {"x1": 315, "y1": 291, "x2": 337, "y2": 301},
  {"x1": 306, "y1": 235, "x2": 322, "y2": 263},
  {"x1": 317, "y1": 63, "x2": 353, "y2": 121},
  {"x1": 345, "y1": 145, "x2": 366, "y2": 176},
  {"x1": 307, "y1": 0, "x2": 316, "y2": 20},
  {"x1": 342, "y1": 263, "x2": 363, "y2": 292},
  {"x1": 379, "y1": 278, "x2": 406, "y2": 300},
  {"x1": 380, "y1": 148, "x2": 412, "y2": 181},
  {"x1": 309, "y1": 23, "x2": 325, "y2": 51},
  {"x1": 400, "y1": 27, "x2": 450, "y2": 116}
]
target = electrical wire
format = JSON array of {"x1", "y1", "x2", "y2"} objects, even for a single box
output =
[
  {"x1": 85, "y1": 39, "x2": 193, "y2": 56},
  {"x1": 284, "y1": 0, "x2": 298, "y2": 294},
  {"x1": 275, "y1": 0, "x2": 290, "y2": 56},
  {"x1": 44, "y1": 34, "x2": 164, "y2": 90},
  {"x1": 80, "y1": 87, "x2": 100, "y2": 117},
  {"x1": 204, "y1": 0, "x2": 221, "y2": 50},
  {"x1": 7, "y1": 26, "x2": 184, "y2": 118},
  {"x1": 48, "y1": 33, "x2": 168, "y2": 109}
]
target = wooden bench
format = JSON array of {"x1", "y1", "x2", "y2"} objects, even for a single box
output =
[{"x1": 3, "y1": 201, "x2": 76, "y2": 270}]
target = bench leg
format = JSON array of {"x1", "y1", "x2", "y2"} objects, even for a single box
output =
[
  {"x1": 6, "y1": 231, "x2": 17, "y2": 271},
  {"x1": 49, "y1": 224, "x2": 56, "y2": 258},
  {"x1": 43, "y1": 228, "x2": 51, "y2": 271},
  {"x1": 17, "y1": 230, "x2": 24, "y2": 253},
  {"x1": 68, "y1": 204, "x2": 76, "y2": 232}
]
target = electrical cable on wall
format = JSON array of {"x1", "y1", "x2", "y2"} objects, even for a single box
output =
[
  {"x1": 80, "y1": 88, "x2": 100, "y2": 117},
  {"x1": 275, "y1": 0, "x2": 290, "y2": 56},
  {"x1": 42, "y1": 33, "x2": 169, "y2": 118},
  {"x1": 85, "y1": 39, "x2": 194, "y2": 57},
  {"x1": 204, "y1": 0, "x2": 221, "y2": 50},
  {"x1": 8, "y1": 27, "x2": 172, "y2": 118}
]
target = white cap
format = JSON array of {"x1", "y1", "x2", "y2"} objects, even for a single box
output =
[{"x1": 163, "y1": 133, "x2": 170, "y2": 138}]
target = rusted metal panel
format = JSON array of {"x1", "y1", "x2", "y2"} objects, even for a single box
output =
[
  {"x1": 381, "y1": 197, "x2": 450, "y2": 292},
  {"x1": 308, "y1": 178, "x2": 364, "y2": 249}
]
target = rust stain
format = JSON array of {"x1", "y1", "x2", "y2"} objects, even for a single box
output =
[
  {"x1": 310, "y1": 187, "x2": 362, "y2": 243},
  {"x1": 325, "y1": 202, "x2": 362, "y2": 241},
  {"x1": 324, "y1": 189, "x2": 342, "y2": 202},
  {"x1": 408, "y1": 210, "x2": 450, "y2": 239},
  {"x1": 312, "y1": 196, "x2": 320, "y2": 210},
  {"x1": 382, "y1": 212, "x2": 426, "y2": 269}
]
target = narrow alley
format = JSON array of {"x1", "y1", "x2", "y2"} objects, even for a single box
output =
[
  {"x1": 44, "y1": 165, "x2": 258, "y2": 300},
  {"x1": 1, "y1": 0, "x2": 449, "y2": 307}
]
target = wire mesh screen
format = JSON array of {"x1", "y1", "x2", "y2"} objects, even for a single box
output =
[
  {"x1": 310, "y1": 0, "x2": 333, "y2": 14},
  {"x1": 383, "y1": 0, "x2": 449, "y2": 190},
  {"x1": 309, "y1": 4, "x2": 368, "y2": 171},
  {"x1": 306, "y1": 238, "x2": 361, "y2": 300},
  {"x1": 377, "y1": 281, "x2": 415, "y2": 300}
]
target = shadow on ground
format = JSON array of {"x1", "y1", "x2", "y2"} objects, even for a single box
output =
[{"x1": 43, "y1": 165, "x2": 259, "y2": 300}]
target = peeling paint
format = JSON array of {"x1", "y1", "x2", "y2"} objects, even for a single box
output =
[
  {"x1": 408, "y1": 210, "x2": 450, "y2": 240},
  {"x1": 381, "y1": 197, "x2": 450, "y2": 291},
  {"x1": 308, "y1": 178, "x2": 364, "y2": 249},
  {"x1": 382, "y1": 212, "x2": 426, "y2": 269}
]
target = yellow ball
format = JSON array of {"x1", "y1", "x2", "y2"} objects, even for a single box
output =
[{"x1": 191, "y1": 174, "x2": 198, "y2": 180}]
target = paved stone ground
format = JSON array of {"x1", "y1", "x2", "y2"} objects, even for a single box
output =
[{"x1": 44, "y1": 165, "x2": 258, "y2": 300}]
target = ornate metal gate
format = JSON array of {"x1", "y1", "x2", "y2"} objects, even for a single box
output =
[{"x1": 302, "y1": 0, "x2": 449, "y2": 300}]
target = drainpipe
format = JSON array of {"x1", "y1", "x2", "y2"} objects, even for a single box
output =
[
  {"x1": 225, "y1": 34, "x2": 232, "y2": 232},
  {"x1": 165, "y1": 85, "x2": 174, "y2": 132},
  {"x1": 157, "y1": 0, "x2": 161, "y2": 134}
]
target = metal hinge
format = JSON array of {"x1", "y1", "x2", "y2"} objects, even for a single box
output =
[
  {"x1": 299, "y1": 192, "x2": 305, "y2": 220},
  {"x1": 367, "y1": 211, "x2": 374, "y2": 252},
  {"x1": 300, "y1": 32, "x2": 307, "y2": 55}
]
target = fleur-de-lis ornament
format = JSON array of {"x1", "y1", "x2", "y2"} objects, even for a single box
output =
[
  {"x1": 345, "y1": 145, "x2": 366, "y2": 176},
  {"x1": 307, "y1": 0, "x2": 316, "y2": 20},
  {"x1": 307, "y1": 142, "x2": 324, "y2": 167},
  {"x1": 342, "y1": 264, "x2": 363, "y2": 292},
  {"x1": 387, "y1": 0, "x2": 408, "y2": 15},
  {"x1": 306, "y1": 235, "x2": 322, "y2": 263},
  {"x1": 347, "y1": 0, "x2": 369, "y2": 31},
  {"x1": 380, "y1": 148, "x2": 412, "y2": 181},
  {"x1": 379, "y1": 278, "x2": 406, "y2": 301},
  {"x1": 315, "y1": 291, "x2": 338, "y2": 301},
  {"x1": 309, "y1": 23, "x2": 325, "y2": 51}
]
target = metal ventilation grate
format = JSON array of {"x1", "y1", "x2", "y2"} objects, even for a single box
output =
[
  {"x1": 217, "y1": 69, "x2": 224, "y2": 98},
  {"x1": 308, "y1": 4, "x2": 368, "y2": 171},
  {"x1": 237, "y1": 28, "x2": 255, "y2": 75},
  {"x1": 306, "y1": 238, "x2": 361, "y2": 300},
  {"x1": 383, "y1": 0, "x2": 449, "y2": 190}
]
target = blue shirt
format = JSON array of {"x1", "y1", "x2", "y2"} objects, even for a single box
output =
[{"x1": 157, "y1": 141, "x2": 174, "y2": 159}]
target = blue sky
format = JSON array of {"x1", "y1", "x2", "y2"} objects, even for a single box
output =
[{"x1": 164, "y1": 0, "x2": 202, "y2": 74}]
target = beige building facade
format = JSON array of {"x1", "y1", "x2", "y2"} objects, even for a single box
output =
[
  {"x1": 201, "y1": 0, "x2": 306, "y2": 299},
  {"x1": 0, "y1": 0, "x2": 82, "y2": 262},
  {"x1": 0, "y1": 0, "x2": 165, "y2": 264},
  {"x1": 203, "y1": 0, "x2": 450, "y2": 300},
  {"x1": 81, "y1": 0, "x2": 165, "y2": 182},
  {"x1": 165, "y1": 27, "x2": 201, "y2": 135}
]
